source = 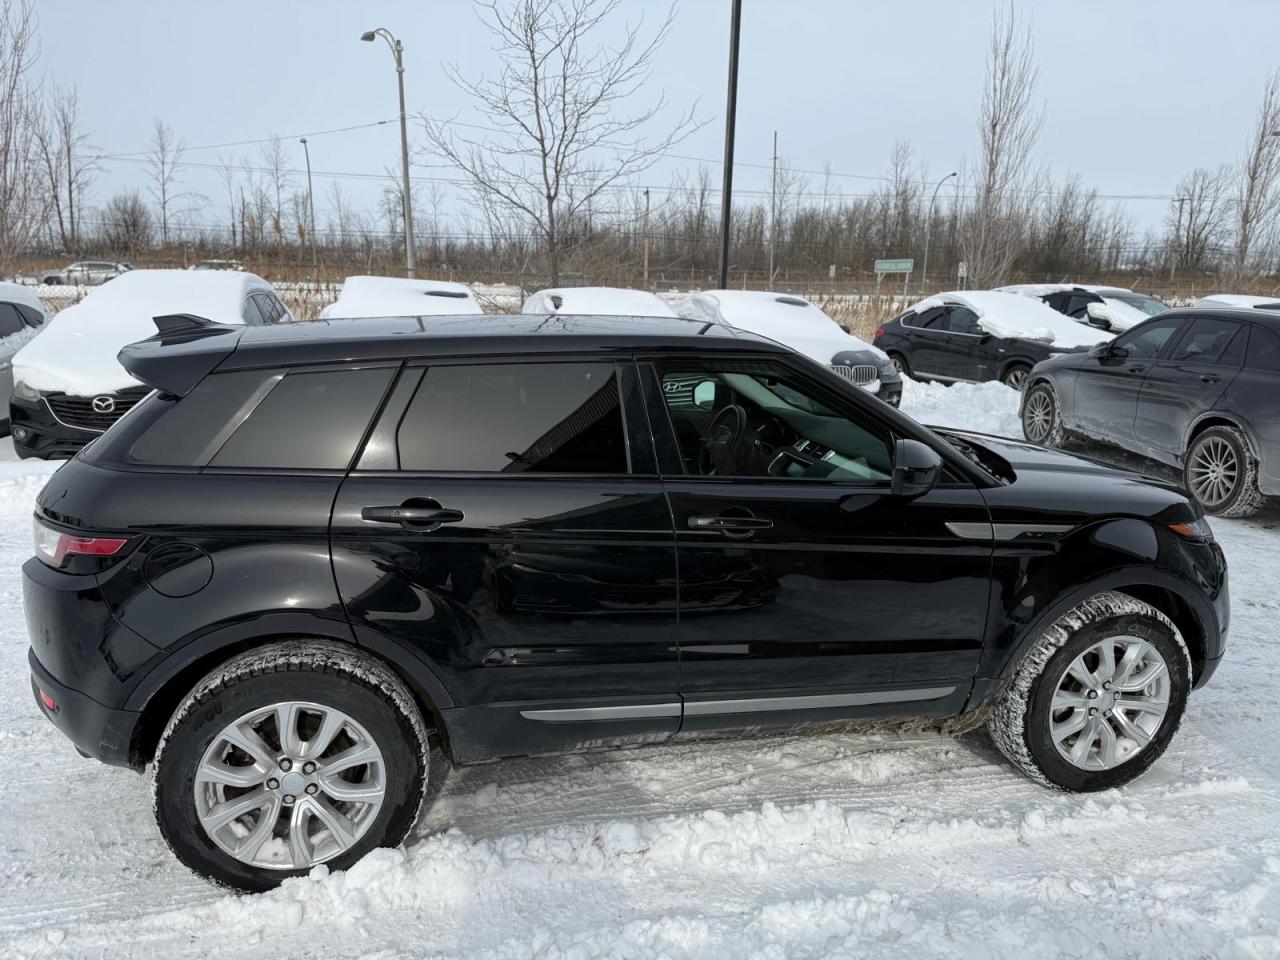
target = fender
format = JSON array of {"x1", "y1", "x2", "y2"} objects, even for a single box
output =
[{"x1": 1183, "y1": 410, "x2": 1261, "y2": 464}]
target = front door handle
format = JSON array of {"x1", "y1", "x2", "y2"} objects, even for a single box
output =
[
  {"x1": 1127, "y1": 364, "x2": 1147, "y2": 374},
  {"x1": 1200, "y1": 373, "x2": 1221, "y2": 383},
  {"x1": 688, "y1": 514, "x2": 773, "y2": 537},
  {"x1": 362, "y1": 503, "x2": 464, "y2": 528}
]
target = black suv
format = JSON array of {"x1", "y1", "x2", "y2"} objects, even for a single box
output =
[
  {"x1": 1021, "y1": 307, "x2": 1280, "y2": 517},
  {"x1": 27, "y1": 313, "x2": 1227, "y2": 891}
]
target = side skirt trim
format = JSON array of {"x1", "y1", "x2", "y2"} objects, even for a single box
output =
[{"x1": 683, "y1": 686, "x2": 957, "y2": 716}]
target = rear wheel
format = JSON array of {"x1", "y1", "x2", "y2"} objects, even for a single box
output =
[
  {"x1": 887, "y1": 352, "x2": 909, "y2": 376},
  {"x1": 1002, "y1": 363, "x2": 1032, "y2": 390},
  {"x1": 1021, "y1": 381, "x2": 1065, "y2": 447},
  {"x1": 1184, "y1": 425, "x2": 1264, "y2": 518},
  {"x1": 153, "y1": 640, "x2": 429, "y2": 892}
]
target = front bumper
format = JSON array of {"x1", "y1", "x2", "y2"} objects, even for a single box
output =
[
  {"x1": 30, "y1": 650, "x2": 141, "y2": 767},
  {"x1": 9, "y1": 396, "x2": 99, "y2": 459}
]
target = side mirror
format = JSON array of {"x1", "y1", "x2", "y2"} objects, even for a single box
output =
[
  {"x1": 892, "y1": 438, "x2": 943, "y2": 498},
  {"x1": 1088, "y1": 341, "x2": 1111, "y2": 359},
  {"x1": 692, "y1": 380, "x2": 717, "y2": 409},
  {"x1": 1085, "y1": 302, "x2": 1113, "y2": 330}
]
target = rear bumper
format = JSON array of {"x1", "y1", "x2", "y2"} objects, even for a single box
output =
[
  {"x1": 30, "y1": 649, "x2": 141, "y2": 767},
  {"x1": 9, "y1": 396, "x2": 98, "y2": 459}
]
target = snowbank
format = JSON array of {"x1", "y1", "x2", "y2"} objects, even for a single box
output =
[
  {"x1": 899, "y1": 377, "x2": 1023, "y2": 438},
  {"x1": 11, "y1": 270, "x2": 272, "y2": 396},
  {"x1": 674, "y1": 290, "x2": 887, "y2": 366},
  {"x1": 522, "y1": 286, "x2": 677, "y2": 318},
  {"x1": 320, "y1": 276, "x2": 483, "y2": 319}
]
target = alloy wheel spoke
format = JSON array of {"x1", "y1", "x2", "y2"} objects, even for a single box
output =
[
  {"x1": 1118, "y1": 696, "x2": 1167, "y2": 716},
  {"x1": 1118, "y1": 660, "x2": 1167, "y2": 692},
  {"x1": 1052, "y1": 690, "x2": 1091, "y2": 712},
  {"x1": 275, "y1": 703, "x2": 303, "y2": 756},
  {"x1": 235, "y1": 795, "x2": 283, "y2": 862},
  {"x1": 1096, "y1": 641, "x2": 1117, "y2": 683},
  {"x1": 306, "y1": 796, "x2": 359, "y2": 852},
  {"x1": 1114, "y1": 640, "x2": 1150, "y2": 688},
  {"x1": 322, "y1": 741, "x2": 381, "y2": 775},
  {"x1": 1095, "y1": 717, "x2": 1119, "y2": 766},
  {"x1": 319, "y1": 774, "x2": 385, "y2": 804},
  {"x1": 197, "y1": 757, "x2": 268, "y2": 790},
  {"x1": 220, "y1": 723, "x2": 276, "y2": 770},
  {"x1": 287, "y1": 801, "x2": 313, "y2": 868},
  {"x1": 1067, "y1": 657, "x2": 1100, "y2": 691},
  {"x1": 1070, "y1": 717, "x2": 1100, "y2": 764},
  {"x1": 201, "y1": 788, "x2": 272, "y2": 832},
  {"x1": 1052, "y1": 710, "x2": 1088, "y2": 741},
  {"x1": 301, "y1": 709, "x2": 347, "y2": 761},
  {"x1": 1112, "y1": 708, "x2": 1152, "y2": 747}
]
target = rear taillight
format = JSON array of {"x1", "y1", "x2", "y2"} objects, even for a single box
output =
[
  {"x1": 33, "y1": 517, "x2": 127, "y2": 568},
  {"x1": 874, "y1": 326, "x2": 887, "y2": 340}
]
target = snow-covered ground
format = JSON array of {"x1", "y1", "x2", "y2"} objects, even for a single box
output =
[{"x1": 3, "y1": 384, "x2": 1280, "y2": 959}]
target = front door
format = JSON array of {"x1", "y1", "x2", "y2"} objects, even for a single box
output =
[
  {"x1": 645, "y1": 356, "x2": 990, "y2": 732},
  {"x1": 1069, "y1": 316, "x2": 1184, "y2": 443},
  {"x1": 331, "y1": 359, "x2": 681, "y2": 762},
  {"x1": 1135, "y1": 316, "x2": 1244, "y2": 460}
]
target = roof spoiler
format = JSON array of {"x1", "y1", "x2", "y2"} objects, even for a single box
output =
[{"x1": 117, "y1": 314, "x2": 245, "y2": 397}]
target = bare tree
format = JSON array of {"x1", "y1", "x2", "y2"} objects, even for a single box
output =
[
  {"x1": 1231, "y1": 70, "x2": 1280, "y2": 284},
  {"x1": 100, "y1": 191, "x2": 153, "y2": 256},
  {"x1": 147, "y1": 118, "x2": 186, "y2": 246},
  {"x1": 259, "y1": 135, "x2": 291, "y2": 250},
  {"x1": 958, "y1": 3, "x2": 1042, "y2": 286},
  {"x1": 34, "y1": 85, "x2": 96, "y2": 253},
  {"x1": 1169, "y1": 165, "x2": 1232, "y2": 274},
  {"x1": 423, "y1": 0, "x2": 700, "y2": 285},
  {"x1": 215, "y1": 153, "x2": 238, "y2": 247},
  {"x1": 0, "y1": 0, "x2": 45, "y2": 273}
]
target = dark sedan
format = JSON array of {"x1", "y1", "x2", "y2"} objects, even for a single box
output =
[
  {"x1": 1021, "y1": 307, "x2": 1280, "y2": 517},
  {"x1": 874, "y1": 290, "x2": 1112, "y2": 389}
]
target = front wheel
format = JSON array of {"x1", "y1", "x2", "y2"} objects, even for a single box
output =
[
  {"x1": 988, "y1": 592, "x2": 1190, "y2": 792},
  {"x1": 1002, "y1": 363, "x2": 1032, "y2": 390},
  {"x1": 153, "y1": 641, "x2": 429, "y2": 892},
  {"x1": 887, "y1": 352, "x2": 909, "y2": 376},
  {"x1": 1021, "y1": 381, "x2": 1065, "y2": 447},
  {"x1": 1184, "y1": 425, "x2": 1265, "y2": 518}
]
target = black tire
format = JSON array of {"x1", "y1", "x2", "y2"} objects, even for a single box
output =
[
  {"x1": 1183, "y1": 425, "x2": 1265, "y2": 518},
  {"x1": 1002, "y1": 363, "x2": 1032, "y2": 390},
  {"x1": 1021, "y1": 381, "x2": 1065, "y2": 448},
  {"x1": 887, "y1": 352, "x2": 910, "y2": 377},
  {"x1": 153, "y1": 640, "x2": 429, "y2": 893},
  {"x1": 988, "y1": 591, "x2": 1191, "y2": 792}
]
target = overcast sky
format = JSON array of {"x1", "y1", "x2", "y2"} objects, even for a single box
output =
[{"x1": 32, "y1": 0, "x2": 1280, "y2": 234}]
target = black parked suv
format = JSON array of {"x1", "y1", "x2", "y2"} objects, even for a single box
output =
[
  {"x1": 27, "y1": 313, "x2": 1227, "y2": 891},
  {"x1": 1021, "y1": 307, "x2": 1280, "y2": 517}
]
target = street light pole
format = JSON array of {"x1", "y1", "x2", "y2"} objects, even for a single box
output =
[
  {"x1": 299, "y1": 137, "x2": 318, "y2": 275},
  {"x1": 716, "y1": 0, "x2": 742, "y2": 290},
  {"x1": 921, "y1": 171, "x2": 956, "y2": 288},
  {"x1": 362, "y1": 28, "x2": 416, "y2": 278}
]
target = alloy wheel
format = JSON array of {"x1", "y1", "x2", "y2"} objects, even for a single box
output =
[
  {"x1": 194, "y1": 701, "x2": 386, "y2": 870},
  {"x1": 1049, "y1": 636, "x2": 1171, "y2": 771},
  {"x1": 1023, "y1": 389, "x2": 1053, "y2": 443},
  {"x1": 1187, "y1": 436, "x2": 1239, "y2": 509},
  {"x1": 1004, "y1": 367, "x2": 1029, "y2": 390}
]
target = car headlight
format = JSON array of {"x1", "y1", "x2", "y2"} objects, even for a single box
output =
[
  {"x1": 1168, "y1": 518, "x2": 1214, "y2": 542},
  {"x1": 1048, "y1": 352, "x2": 1065, "y2": 359},
  {"x1": 13, "y1": 379, "x2": 42, "y2": 401}
]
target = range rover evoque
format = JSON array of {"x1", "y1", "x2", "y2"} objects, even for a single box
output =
[{"x1": 26, "y1": 312, "x2": 1228, "y2": 892}]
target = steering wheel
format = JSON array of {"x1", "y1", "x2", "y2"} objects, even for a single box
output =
[{"x1": 698, "y1": 404, "x2": 748, "y2": 475}]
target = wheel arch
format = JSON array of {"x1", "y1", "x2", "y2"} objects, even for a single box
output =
[{"x1": 1183, "y1": 412, "x2": 1261, "y2": 464}]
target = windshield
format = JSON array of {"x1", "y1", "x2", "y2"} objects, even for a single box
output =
[{"x1": 1108, "y1": 292, "x2": 1167, "y2": 316}]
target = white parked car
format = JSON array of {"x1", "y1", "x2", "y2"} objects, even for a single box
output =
[
  {"x1": 997, "y1": 284, "x2": 1169, "y2": 332},
  {"x1": 0, "y1": 282, "x2": 48, "y2": 433},
  {"x1": 38, "y1": 260, "x2": 132, "y2": 286},
  {"x1": 321, "y1": 276, "x2": 483, "y2": 319},
  {"x1": 522, "y1": 285, "x2": 676, "y2": 317},
  {"x1": 1192, "y1": 293, "x2": 1280, "y2": 311},
  {"x1": 674, "y1": 290, "x2": 902, "y2": 405},
  {"x1": 10, "y1": 269, "x2": 292, "y2": 459}
]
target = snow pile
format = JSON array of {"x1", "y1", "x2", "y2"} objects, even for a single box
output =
[
  {"x1": 10, "y1": 270, "x2": 272, "y2": 396},
  {"x1": 675, "y1": 290, "x2": 887, "y2": 366},
  {"x1": 909, "y1": 291, "x2": 1112, "y2": 349},
  {"x1": 899, "y1": 376, "x2": 1023, "y2": 438},
  {"x1": 320, "y1": 276, "x2": 483, "y2": 319},
  {"x1": 1095, "y1": 296, "x2": 1151, "y2": 331},
  {"x1": 522, "y1": 286, "x2": 677, "y2": 318},
  {"x1": 1194, "y1": 294, "x2": 1280, "y2": 310}
]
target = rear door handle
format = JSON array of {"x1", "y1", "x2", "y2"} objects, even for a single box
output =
[
  {"x1": 688, "y1": 514, "x2": 772, "y2": 532},
  {"x1": 362, "y1": 504, "x2": 464, "y2": 527},
  {"x1": 1200, "y1": 374, "x2": 1221, "y2": 383},
  {"x1": 1127, "y1": 364, "x2": 1147, "y2": 374}
]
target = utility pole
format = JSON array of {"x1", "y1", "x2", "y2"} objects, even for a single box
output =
[
  {"x1": 362, "y1": 28, "x2": 417, "y2": 278},
  {"x1": 642, "y1": 188, "x2": 651, "y2": 288},
  {"x1": 1171, "y1": 195, "x2": 1187, "y2": 282},
  {"x1": 921, "y1": 171, "x2": 957, "y2": 288},
  {"x1": 717, "y1": 0, "x2": 743, "y2": 290},
  {"x1": 300, "y1": 138, "x2": 318, "y2": 275},
  {"x1": 768, "y1": 130, "x2": 778, "y2": 290}
]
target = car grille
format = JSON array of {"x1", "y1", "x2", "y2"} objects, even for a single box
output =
[
  {"x1": 829, "y1": 363, "x2": 879, "y2": 386},
  {"x1": 45, "y1": 387, "x2": 149, "y2": 432}
]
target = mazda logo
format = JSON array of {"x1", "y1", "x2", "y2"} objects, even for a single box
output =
[{"x1": 91, "y1": 396, "x2": 116, "y2": 414}]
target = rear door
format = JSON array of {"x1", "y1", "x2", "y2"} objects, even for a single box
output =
[
  {"x1": 902, "y1": 307, "x2": 950, "y2": 377},
  {"x1": 1069, "y1": 316, "x2": 1184, "y2": 443},
  {"x1": 1135, "y1": 316, "x2": 1245, "y2": 459},
  {"x1": 932, "y1": 305, "x2": 988, "y2": 380},
  {"x1": 330, "y1": 358, "x2": 681, "y2": 762}
]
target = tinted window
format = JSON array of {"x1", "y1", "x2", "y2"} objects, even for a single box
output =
[
  {"x1": 1171, "y1": 317, "x2": 1243, "y2": 364},
  {"x1": 1247, "y1": 325, "x2": 1280, "y2": 373},
  {"x1": 253, "y1": 292, "x2": 287, "y2": 324},
  {"x1": 130, "y1": 369, "x2": 285, "y2": 465},
  {"x1": 241, "y1": 296, "x2": 266, "y2": 326},
  {"x1": 0, "y1": 303, "x2": 25, "y2": 337},
  {"x1": 1065, "y1": 294, "x2": 1099, "y2": 319},
  {"x1": 1115, "y1": 318, "x2": 1181, "y2": 361},
  {"x1": 944, "y1": 306, "x2": 981, "y2": 335},
  {"x1": 909, "y1": 307, "x2": 946, "y2": 329},
  {"x1": 657, "y1": 360, "x2": 892, "y2": 481},
  {"x1": 1042, "y1": 293, "x2": 1066, "y2": 313},
  {"x1": 16, "y1": 304, "x2": 43, "y2": 328},
  {"x1": 397, "y1": 363, "x2": 627, "y2": 473},
  {"x1": 210, "y1": 367, "x2": 394, "y2": 469}
]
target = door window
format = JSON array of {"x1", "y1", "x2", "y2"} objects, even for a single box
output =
[
  {"x1": 657, "y1": 360, "x2": 893, "y2": 482},
  {"x1": 1170, "y1": 317, "x2": 1243, "y2": 364},
  {"x1": 1065, "y1": 294, "x2": 1099, "y2": 319},
  {"x1": 1113, "y1": 318, "x2": 1181, "y2": 360},
  {"x1": 241, "y1": 296, "x2": 266, "y2": 325},
  {"x1": 0, "y1": 303, "x2": 26, "y2": 337},
  {"x1": 397, "y1": 362, "x2": 628, "y2": 474},
  {"x1": 907, "y1": 307, "x2": 945, "y2": 329},
  {"x1": 943, "y1": 306, "x2": 982, "y2": 335},
  {"x1": 1246, "y1": 326, "x2": 1280, "y2": 373}
]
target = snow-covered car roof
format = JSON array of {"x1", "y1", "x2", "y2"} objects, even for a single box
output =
[
  {"x1": 320, "y1": 276, "x2": 483, "y2": 319},
  {"x1": 908, "y1": 291, "x2": 1113, "y2": 348},
  {"x1": 13, "y1": 269, "x2": 278, "y2": 395},
  {"x1": 0, "y1": 281, "x2": 46, "y2": 318},
  {"x1": 1193, "y1": 293, "x2": 1280, "y2": 310},
  {"x1": 522, "y1": 286, "x2": 676, "y2": 317},
  {"x1": 996, "y1": 283, "x2": 1132, "y2": 298},
  {"x1": 673, "y1": 290, "x2": 885, "y2": 366}
]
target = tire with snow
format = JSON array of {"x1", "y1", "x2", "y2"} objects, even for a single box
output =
[
  {"x1": 988, "y1": 591, "x2": 1191, "y2": 792},
  {"x1": 1001, "y1": 363, "x2": 1032, "y2": 390},
  {"x1": 1021, "y1": 381, "x2": 1065, "y2": 448},
  {"x1": 1183, "y1": 425, "x2": 1265, "y2": 518},
  {"x1": 153, "y1": 640, "x2": 429, "y2": 893}
]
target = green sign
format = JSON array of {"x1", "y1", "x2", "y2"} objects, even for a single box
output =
[{"x1": 874, "y1": 258, "x2": 914, "y2": 274}]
